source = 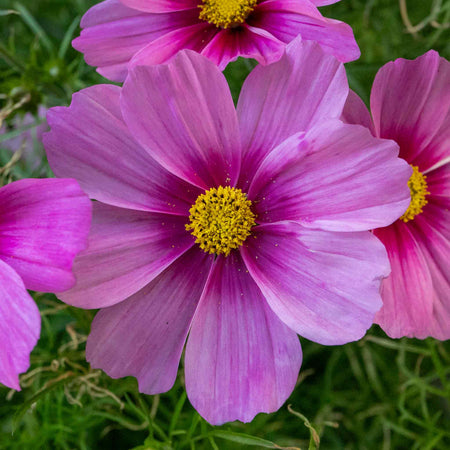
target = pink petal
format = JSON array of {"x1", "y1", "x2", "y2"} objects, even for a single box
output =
[
  {"x1": 420, "y1": 112, "x2": 450, "y2": 173},
  {"x1": 201, "y1": 25, "x2": 285, "y2": 71},
  {"x1": 0, "y1": 179, "x2": 91, "y2": 293},
  {"x1": 341, "y1": 89, "x2": 374, "y2": 134},
  {"x1": 237, "y1": 38, "x2": 347, "y2": 187},
  {"x1": 249, "y1": 120, "x2": 411, "y2": 231},
  {"x1": 241, "y1": 222, "x2": 388, "y2": 345},
  {"x1": 86, "y1": 247, "x2": 212, "y2": 394},
  {"x1": 73, "y1": 0, "x2": 199, "y2": 82},
  {"x1": 373, "y1": 221, "x2": 445, "y2": 339},
  {"x1": 44, "y1": 84, "x2": 201, "y2": 216},
  {"x1": 81, "y1": 0, "x2": 142, "y2": 27},
  {"x1": 119, "y1": 0, "x2": 198, "y2": 13},
  {"x1": 0, "y1": 260, "x2": 40, "y2": 390},
  {"x1": 122, "y1": 50, "x2": 241, "y2": 189},
  {"x1": 129, "y1": 22, "x2": 218, "y2": 70},
  {"x1": 413, "y1": 204, "x2": 450, "y2": 339},
  {"x1": 427, "y1": 162, "x2": 450, "y2": 208},
  {"x1": 250, "y1": 0, "x2": 360, "y2": 62},
  {"x1": 374, "y1": 162, "x2": 449, "y2": 339},
  {"x1": 58, "y1": 202, "x2": 194, "y2": 309},
  {"x1": 185, "y1": 253, "x2": 301, "y2": 425},
  {"x1": 255, "y1": 0, "x2": 325, "y2": 20},
  {"x1": 371, "y1": 50, "x2": 450, "y2": 171},
  {"x1": 312, "y1": 0, "x2": 341, "y2": 5}
]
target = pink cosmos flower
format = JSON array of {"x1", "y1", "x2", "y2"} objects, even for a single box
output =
[
  {"x1": 342, "y1": 51, "x2": 450, "y2": 340},
  {"x1": 44, "y1": 40, "x2": 410, "y2": 424},
  {"x1": 0, "y1": 178, "x2": 91, "y2": 390},
  {"x1": 73, "y1": 0, "x2": 360, "y2": 82}
]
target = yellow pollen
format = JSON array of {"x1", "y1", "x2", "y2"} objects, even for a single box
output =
[
  {"x1": 198, "y1": 0, "x2": 257, "y2": 29},
  {"x1": 400, "y1": 165, "x2": 430, "y2": 223},
  {"x1": 186, "y1": 186, "x2": 256, "y2": 256}
]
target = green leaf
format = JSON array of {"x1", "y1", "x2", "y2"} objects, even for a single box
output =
[
  {"x1": 287, "y1": 406, "x2": 320, "y2": 450},
  {"x1": 14, "y1": 2, "x2": 54, "y2": 53},
  {"x1": 58, "y1": 16, "x2": 80, "y2": 59},
  {"x1": 169, "y1": 390, "x2": 187, "y2": 437},
  {"x1": 0, "y1": 9, "x2": 19, "y2": 16},
  {"x1": 211, "y1": 430, "x2": 300, "y2": 449},
  {"x1": 12, "y1": 372, "x2": 78, "y2": 432}
]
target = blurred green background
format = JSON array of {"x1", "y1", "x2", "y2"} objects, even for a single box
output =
[{"x1": 1, "y1": 1, "x2": 449, "y2": 449}]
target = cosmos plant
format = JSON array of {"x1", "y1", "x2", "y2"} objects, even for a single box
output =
[
  {"x1": 343, "y1": 50, "x2": 450, "y2": 340},
  {"x1": 44, "y1": 40, "x2": 411, "y2": 424},
  {"x1": 72, "y1": 0, "x2": 360, "y2": 81}
]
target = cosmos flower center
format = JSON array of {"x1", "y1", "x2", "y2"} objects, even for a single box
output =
[
  {"x1": 400, "y1": 165, "x2": 430, "y2": 223},
  {"x1": 186, "y1": 186, "x2": 256, "y2": 256},
  {"x1": 198, "y1": 0, "x2": 257, "y2": 29}
]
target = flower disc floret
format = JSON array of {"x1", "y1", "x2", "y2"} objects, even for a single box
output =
[
  {"x1": 400, "y1": 165, "x2": 430, "y2": 223},
  {"x1": 198, "y1": 0, "x2": 257, "y2": 29},
  {"x1": 186, "y1": 186, "x2": 256, "y2": 256}
]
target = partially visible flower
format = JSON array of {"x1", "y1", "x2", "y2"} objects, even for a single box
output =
[
  {"x1": 342, "y1": 51, "x2": 450, "y2": 340},
  {"x1": 73, "y1": 0, "x2": 359, "y2": 82},
  {"x1": 0, "y1": 106, "x2": 48, "y2": 174},
  {"x1": 44, "y1": 40, "x2": 409, "y2": 424},
  {"x1": 0, "y1": 178, "x2": 91, "y2": 390}
]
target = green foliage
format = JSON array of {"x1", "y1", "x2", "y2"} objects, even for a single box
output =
[
  {"x1": 1, "y1": 299, "x2": 449, "y2": 449},
  {"x1": 1, "y1": 0, "x2": 449, "y2": 449},
  {"x1": 325, "y1": 0, "x2": 450, "y2": 101}
]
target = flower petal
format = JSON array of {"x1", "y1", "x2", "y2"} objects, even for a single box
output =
[
  {"x1": 185, "y1": 253, "x2": 301, "y2": 425},
  {"x1": 412, "y1": 204, "x2": 450, "y2": 339},
  {"x1": 122, "y1": 50, "x2": 241, "y2": 189},
  {"x1": 341, "y1": 89, "x2": 374, "y2": 134},
  {"x1": 201, "y1": 25, "x2": 285, "y2": 70},
  {"x1": 373, "y1": 222, "x2": 440, "y2": 339},
  {"x1": 250, "y1": 0, "x2": 360, "y2": 62},
  {"x1": 312, "y1": 0, "x2": 341, "y2": 5},
  {"x1": 129, "y1": 22, "x2": 218, "y2": 69},
  {"x1": 249, "y1": 120, "x2": 411, "y2": 231},
  {"x1": 86, "y1": 247, "x2": 212, "y2": 394},
  {"x1": 237, "y1": 38, "x2": 347, "y2": 187},
  {"x1": 0, "y1": 179, "x2": 91, "y2": 293},
  {"x1": 427, "y1": 162, "x2": 450, "y2": 208},
  {"x1": 0, "y1": 260, "x2": 40, "y2": 390},
  {"x1": 44, "y1": 84, "x2": 201, "y2": 215},
  {"x1": 374, "y1": 164, "x2": 450, "y2": 340},
  {"x1": 58, "y1": 202, "x2": 194, "y2": 309},
  {"x1": 119, "y1": 0, "x2": 198, "y2": 13},
  {"x1": 370, "y1": 50, "x2": 450, "y2": 171},
  {"x1": 81, "y1": 0, "x2": 141, "y2": 27},
  {"x1": 73, "y1": 1, "x2": 199, "y2": 82},
  {"x1": 241, "y1": 222, "x2": 388, "y2": 345}
]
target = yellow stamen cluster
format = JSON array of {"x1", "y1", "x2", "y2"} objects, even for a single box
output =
[
  {"x1": 186, "y1": 186, "x2": 256, "y2": 256},
  {"x1": 198, "y1": 0, "x2": 257, "y2": 29},
  {"x1": 400, "y1": 165, "x2": 430, "y2": 222}
]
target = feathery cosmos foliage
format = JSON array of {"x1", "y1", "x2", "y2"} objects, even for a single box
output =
[
  {"x1": 44, "y1": 39, "x2": 412, "y2": 424},
  {"x1": 72, "y1": 0, "x2": 360, "y2": 81},
  {"x1": 343, "y1": 51, "x2": 450, "y2": 340}
]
